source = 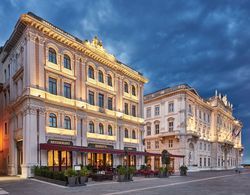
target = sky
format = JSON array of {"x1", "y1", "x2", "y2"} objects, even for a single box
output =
[{"x1": 0, "y1": 0, "x2": 249, "y2": 163}]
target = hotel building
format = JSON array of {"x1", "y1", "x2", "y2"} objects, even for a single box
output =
[
  {"x1": 144, "y1": 84, "x2": 243, "y2": 171},
  {"x1": 0, "y1": 12, "x2": 147, "y2": 178}
]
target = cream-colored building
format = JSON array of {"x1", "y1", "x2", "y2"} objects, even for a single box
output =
[
  {"x1": 144, "y1": 84, "x2": 243, "y2": 172},
  {"x1": 0, "y1": 12, "x2": 147, "y2": 178}
]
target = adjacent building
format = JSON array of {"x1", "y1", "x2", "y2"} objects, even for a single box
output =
[
  {"x1": 0, "y1": 12, "x2": 148, "y2": 178},
  {"x1": 144, "y1": 84, "x2": 243, "y2": 171}
]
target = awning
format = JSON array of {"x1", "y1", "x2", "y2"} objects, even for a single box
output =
[{"x1": 146, "y1": 152, "x2": 185, "y2": 158}]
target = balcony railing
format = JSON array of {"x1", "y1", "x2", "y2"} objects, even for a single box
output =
[
  {"x1": 87, "y1": 132, "x2": 116, "y2": 141},
  {"x1": 46, "y1": 126, "x2": 76, "y2": 136}
]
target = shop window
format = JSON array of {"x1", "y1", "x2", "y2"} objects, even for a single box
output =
[
  {"x1": 89, "y1": 121, "x2": 95, "y2": 133},
  {"x1": 88, "y1": 66, "x2": 95, "y2": 79},
  {"x1": 98, "y1": 70, "x2": 104, "y2": 83},
  {"x1": 125, "y1": 128, "x2": 129, "y2": 138},
  {"x1": 49, "y1": 113, "x2": 57, "y2": 127},
  {"x1": 63, "y1": 54, "x2": 71, "y2": 70},
  {"x1": 64, "y1": 116, "x2": 71, "y2": 129},
  {"x1": 48, "y1": 48, "x2": 57, "y2": 64},
  {"x1": 99, "y1": 123, "x2": 104, "y2": 134}
]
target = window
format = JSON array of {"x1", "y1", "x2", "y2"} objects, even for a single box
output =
[
  {"x1": 98, "y1": 70, "x2": 104, "y2": 83},
  {"x1": 168, "y1": 102, "x2": 174, "y2": 112},
  {"x1": 204, "y1": 158, "x2": 207, "y2": 167},
  {"x1": 188, "y1": 104, "x2": 192, "y2": 114},
  {"x1": 155, "y1": 124, "x2": 159, "y2": 134},
  {"x1": 64, "y1": 83, "x2": 71, "y2": 99},
  {"x1": 125, "y1": 128, "x2": 129, "y2": 138},
  {"x1": 147, "y1": 141, "x2": 151, "y2": 149},
  {"x1": 4, "y1": 123, "x2": 7, "y2": 135},
  {"x1": 200, "y1": 157, "x2": 202, "y2": 167},
  {"x1": 132, "y1": 105, "x2": 136, "y2": 117},
  {"x1": 49, "y1": 77, "x2": 57, "y2": 95},
  {"x1": 63, "y1": 54, "x2": 71, "y2": 69},
  {"x1": 208, "y1": 158, "x2": 211, "y2": 167},
  {"x1": 49, "y1": 113, "x2": 57, "y2": 127},
  {"x1": 98, "y1": 93, "x2": 104, "y2": 108},
  {"x1": 124, "y1": 103, "x2": 129, "y2": 115},
  {"x1": 89, "y1": 91, "x2": 95, "y2": 105},
  {"x1": 155, "y1": 141, "x2": 159, "y2": 149},
  {"x1": 168, "y1": 121, "x2": 174, "y2": 132},
  {"x1": 204, "y1": 143, "x2": 207, "y2": 151},
  {"x1": 168, "y1": 140, "x2": 173, "y2": 148},
  {"x1": 207, "y1": 114, "x2": 210, "y2": 123},
  {"x1": 147, "y1": 125, "x2": 151, "y2": 136},
  {"x1": 88, "y1": 66, "x2": 94, "y2": 79},
  {"x1": 124, "y1": 82, "x2": 128, "y2": 93},
  {"x1": 108, "y1": 97, "x2": 113, "y2": 110},
  {"x1": 64, "y1": 116, "x2": 71, "y2": 129},
  {"x1": 132, "y1": 130, "x2": 136, "y2": 139},
  {"x1": 48, "y1": 48, "x2": 57, "y2": 64},
  {"x1": 8, "y1": 64, "x2": 10, "y2": 78},
  {"x1": 146, "y1": 107, "x2": 151, "y2": 118},
  {"x1": 108, "y1": 125, "x2": 112, "y2": 136},
  {"x1": 203, "y1": 113, "x2": 206, "y2": 121},
  {"x1": 89, "y1": 121, "x2": 94, "y2": 133},
  {"x1": 200, "y1": 142, "x2": 202, "y2": 150},
  {"x1": 99, "y1": 123, "x2": 104, "y2": 134},
  {"x1": 4, "y1": 69, "x2": 7, "y2": 82},
  {"x1": 132, "y1": 85, "x2": 136, "y2": 96},
  {"x1": 199, "y1": 110, "x2": 202, "y2": 119},
  {"x1": 155, "y1": 106, "x2": 160, "y2": 116},
  {"x1": 107, "y1": 74, "x2": 112, "y2": 86}
]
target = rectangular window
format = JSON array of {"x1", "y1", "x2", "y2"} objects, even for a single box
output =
[
  {"x1": 168, "y1": 140, "x2": 173, "y2": 148},
  {"x1": 89, "y1": 91, "x2": 95, "y2": 105},
  {"x1": 4, "y1": 123, "x2": 7, "y2": 135},
  {"x1": 108, "y1": 97, "x2": 113, "y2": 110},
  {"x1": 208, "y1": 157, "x2": 210, "y2": 167},
  {"x1": 147, "y1": 141, "x2": 151, "y2": 149},
  {"x1": 188, "y1": 104, "x2": 192, "y2": 114},
  {"x1": 200, "y1": 157, "x2": 202, "y2": 167},
  {"x1": 49, "y1": 77, "x2": 57, "y2": 95},
  {"x1": 200, "y1": 142, "x2": 202, "y2": 150},
  {"x1": 64, "y1": 83, "x2": 71, "y2": 99},
  {"x1": 146, "y1": 107, "x2": 151, "y2": 118},
  {"x1": 199, "y1": 110, "x2": 202, "y2": 119},
  {"x1": 155, "y1": 124, "x2": 159, "y2": 134},
  {"x1": 204, "y1": 143, "x2": 206, "y2": 151},
  {"x1": 168, "y1": 102, "x2": 174, "y2": 113},
  {"x1": 98, "y1": 93, "x2": 104, "y2": 108},
  {"x1": 203, "y1": 113, "x2": 206, "y2": 121},
  {"x1": 124, "y1": 103, "x2": 129, "y2": 115},
  {"x1": 132, "y1": 105, "x2": 136, "y2": 117},
  {"x1": 168, "y1": 121, "x2": 174, "y2": 132},
  {"x1": 204, "y1": 158, "x2": 206, "y2": 167},
  {"x1": 218, "y1": 158, "x2": 220, "y2": 166},
  {"x1": 147, "y1": 125, "x2": 151, "y2": 136},
  {"x1": 155, "y1": 105, "x2": 160, "y2": 116},
  {"x1": 155, "y1": 141, "x2": 159, "y2": 149}
]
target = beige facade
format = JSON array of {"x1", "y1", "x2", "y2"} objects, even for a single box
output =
[
  {"x1": 144, "y1": 84, "x2": 243, "y2": 172},
  {"x1": 0, "y1": 12, "x2": 147, "y2": 178}
]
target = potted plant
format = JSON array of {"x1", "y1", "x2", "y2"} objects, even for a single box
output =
[
  {"x1": 64, "y1": 168, "x2": 77, "y2": 186},
  {"x1": 117, "y1": 166, "x2": 126, "y2": 182},
  {"x1": 128, "y1": 166, "x2": 136, "y2": 181},
  {"x1": 179, "y1": 165, "x2": 188, "y2": 176},
  {"x1": 79, "y1": 167, "x2": 89, "y2": 185}
]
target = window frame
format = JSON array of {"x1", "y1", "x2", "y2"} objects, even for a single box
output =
[
  {"x1": 49, "y1": 77, "x2": 57, "y2": 95},
  {"x1": 64, "y1": 82, "x2": 71, "y2": 99},
  {"x1": 48, "y1": 48, "x2": 57, "y2": 64},
  {"x1": 49, "y1": 113, "x2": 57, "y2": 128},
  {"x1": 98, "y1": 70, "x2": 104, "y2": 83},
  {"x1": 63, "y1": 54, "x2": 71, "y2": 70},
  {"x1": 64, "y1": 116, "x2": 71, "y2": 130}
]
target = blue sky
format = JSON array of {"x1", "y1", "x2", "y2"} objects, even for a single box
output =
[{"x1": 1, "y1": 0, "x2": 249, "y2": 163}]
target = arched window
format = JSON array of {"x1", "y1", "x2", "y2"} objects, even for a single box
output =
[
  {"x1": 99, "y1": 123, "x2": 104, "y2": 134},
  {"x1": 132, "y1": 85, "x2": 136, "y2": 96},
  {"x1": 64, "y1": 54, "x2": 71, "y2": 70},
  {"x1": 124, "y1": 82, "x2": 128, "y2": 93},
  {"x1": 64, "y1": 116, "x2": 71, "y2": 129},
  {"x1": 132, "y1": 130, "x2": 136, "y2": 139},
  {"x1": 89, "y1": 121, "x2": 95, "y2": 133},
  {"x1": 107, "y1": 74, "x2": 112, "y2": 86},
  {"x1": 125, "y1": 128, "x2": 129, "y2": 138},
  {"x1": 108, "y1": 125, "x2": 113, "y2": 136},
  {"x1": 88, "y1": 66, "x2": 95, "y2": 79},
  {"x1": 98, "y1": 70, "x2": 104, "y2": 83},
  {"x1": 49, "y1": 113, "x2": 57, "y2": 127},
  {"x1": 48, "y1": 48, "x2": 57, "y2": 64}
]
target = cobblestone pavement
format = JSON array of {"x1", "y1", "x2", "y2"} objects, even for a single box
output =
[{"x1": 0, "y1": 169, "x2": 249, "y2": 195}]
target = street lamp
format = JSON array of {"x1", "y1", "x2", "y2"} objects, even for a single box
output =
[{"x1": 124, "y1": 148, "x2": 129, "y2": 181}]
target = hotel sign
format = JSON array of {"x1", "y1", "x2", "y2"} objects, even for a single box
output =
[{"x1": 48, "y1": 139, "x2": 73, "y2": 146}]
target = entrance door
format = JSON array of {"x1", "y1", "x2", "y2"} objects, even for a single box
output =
[{"x1": 16, "y1": 141, "x2": 23, "y2": 175}]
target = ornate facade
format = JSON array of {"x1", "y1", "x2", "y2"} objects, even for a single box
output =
[
  {"x1": 0, "y1": 12, "x2": 147, "y2": 178},
  {"x1": 144, "y1": 84, "x2": 243, "y2": 171}
]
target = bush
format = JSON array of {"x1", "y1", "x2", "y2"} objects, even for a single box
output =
[
  {"x1": 80, "y1": 167, "x2": 90, "y2": 176},
  {"x1": 64, "y1": 168, "x2": 77, "y2": 177},
  {"x1": 128, "y1": 166, "x2": 136, "y2": 175},
  {"x1": 117, "y1": 166, "x2": 126, "y2": 175}
]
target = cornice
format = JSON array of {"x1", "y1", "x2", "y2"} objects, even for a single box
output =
[{"x1": 20, "y1": 13, "x2": 148, "y2": 83}]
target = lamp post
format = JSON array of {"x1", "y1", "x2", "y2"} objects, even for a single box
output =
[{"x1": 124, "y1": 148, "x2": 129, "y2": 181}]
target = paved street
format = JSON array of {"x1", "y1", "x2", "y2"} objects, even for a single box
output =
[{"x1": 0, "y1": 170, "x2": 250, "y2": 195}]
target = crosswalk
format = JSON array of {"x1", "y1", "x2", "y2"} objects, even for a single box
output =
[{"x1": 0, "y1": 188, "x2": 8, "y2": 195}]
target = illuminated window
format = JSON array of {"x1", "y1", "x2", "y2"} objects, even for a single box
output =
[
  {"x1": 98, "y1": 70, "x2": 104, "y2": 83},
  {"x1": 132, "y1": 85, "x2": 136, "y2": 96},
  {"x1": 48, "y1": 48, "x2": 57, "y2": 64},
  {"x1": 49, "y1": 77, "x2": 57, "y2": 95},
  {"x1": 108, "y1": 97, "x2": 113, "y2": 110},
  {"x1": 107, "y1": 74, "x2": 112, "y2": 86},
  {"x1": 89, "y1": 91, "x2": 95, "y2": 105},
  {"x1": 89, "y1": 121, "x2": 94, "y2": 133},
  {"x1": 108, "y1": 125, "x2": 112, "y2": 136},
  {"x1": 132, "y1": 130, "x2": 136, "y2": 139},
  {"x1": 63, "y1": 54, "x2": 71, "y2": 70},
  {"x1": 132, "y1": 105, "x2": 136, "y2": 117},
  {"x1": 99, "y1": 123, "x2": 104, "y2": 134},
  {"x1": 124, "y1": 103, "x2": 129, "y2": 115},
  {"x1": 124, "y1": 82, "x2": 128, "y2": 93},
  {"x1": 49, "y1": 113, "x2": 57, "y2": 127},
  {"x1": 64, "y1": 83, "x2": 71, "y2": 99},
  {"x1": 125, "y1": 128, "x2": 129, "y2": 138},
  {"x1": 64, "y1": 116, "x2": 71, "y2": 129},
  {"x1": 88, "y1": 66, "x2": 94, "y2": 79}
]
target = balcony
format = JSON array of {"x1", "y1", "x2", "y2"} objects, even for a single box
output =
[
  {"x1": 87, "y1": 132, "x2": 116, "y2": 141},
  {"x1": 123, "y1": 138, "x2": 139, "y2": 144},
  {"x1": 46, "y1": 126, "x2": 76, "y2": 136}
]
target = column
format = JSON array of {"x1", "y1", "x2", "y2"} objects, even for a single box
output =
[
  {"x1": 8, "y1": 116, "x2": 16, "y2": 175},
  {"x1": 38, "y1": 108, "x2": 47, "y2": 166}
]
